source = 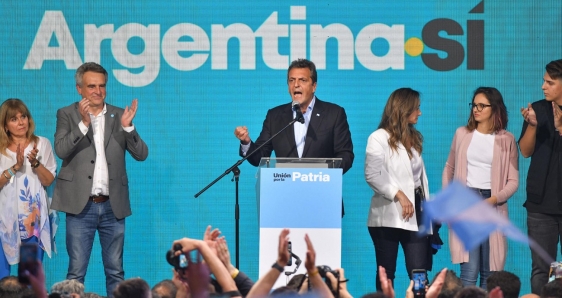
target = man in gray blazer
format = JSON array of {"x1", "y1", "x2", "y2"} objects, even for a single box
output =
[{"x1": 51, "y1": 62, "x2": 148, "y2": 297}]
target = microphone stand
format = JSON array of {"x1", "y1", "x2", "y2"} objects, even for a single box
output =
[{"x1": 194, "y1": 110, "x2": 304, "y2": 268}]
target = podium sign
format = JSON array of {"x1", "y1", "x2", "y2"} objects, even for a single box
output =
[{"x1": 256, "y1": 158, "x2": 342, "y2": 288}]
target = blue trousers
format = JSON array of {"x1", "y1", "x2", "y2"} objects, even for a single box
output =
[
  {"x1": 460, "y1": 188, "x2": 491, "y2": 289},
  {"x1": 65, "y1": 200, "x2": 125, "y2": 298},
  {"x1": 460, "y1": 239, "x2": 491, "y2": 288},
  {"x1": 0, "y1": 236, "x2": 44, "y2": 279}
]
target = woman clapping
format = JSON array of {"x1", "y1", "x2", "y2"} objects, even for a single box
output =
[{"x1": 0, "y1": 98, "x2": 57, "y2": 279}]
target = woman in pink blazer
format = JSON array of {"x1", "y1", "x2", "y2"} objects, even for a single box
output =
[{"x1": 442, "y1": 87, "x2": 519, "y2": 289}]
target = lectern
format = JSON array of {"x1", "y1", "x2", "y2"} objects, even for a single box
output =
[{"x1": 256, "y1": 157, "x2": 342, "y2": 288}]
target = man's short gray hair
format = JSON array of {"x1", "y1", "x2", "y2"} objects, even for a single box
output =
[
  {"x1": 50, "y1": 279, "x2": 85, "y2": 297},
  {"x1": 75, "y1": 62, "x2": 108, "y2": 86}
]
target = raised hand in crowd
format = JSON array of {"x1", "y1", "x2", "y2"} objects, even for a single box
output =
[
  {"x1": 424, "y1": 268, "x2": 447, "y2": 298},
  {"x1": 185, "y1": 250, "x2": 211, "y2": 298},
  {"x1": 171, "y1": 269, "x2": 191, "y2": 298},
  {"x1": 378, "y1": 266, "x2": 395, "y2": 298},
  {"x1": 172, "y1": 237, "x2": 240, "y2": 298},
  {"x1": 403, "y1": 268, "x2": 447, "y2": 298},
  {"x1": 303, "y1": 234, "x2": 334, "y2": 297},
  {"x1": 488, "y1": 286, "x2": 504, "y2": 298},
  {"x1": 203, "y1": 225, "x2": 221, "y2": 256},
  {"x1": 203, "y1": 227, "x2": 254, "y2": 297},
  {"x1": 216, "y1": 237, "x2": 236, "y2": 273},
  {"x1": 379, "y1": 266, "x2": 447, "y2": 298},
  {"x1": 246, "y1": 229, "x2": 290, "y2": 298},
  {"x1": 25, "y1": 260, "x2": 48, "y2": 298}
]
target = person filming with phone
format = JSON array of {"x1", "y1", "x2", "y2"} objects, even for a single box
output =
[{"x1": 0, "y1": 98, "x2": 57, "y2": 280}]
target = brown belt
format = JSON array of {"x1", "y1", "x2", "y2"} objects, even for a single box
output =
[{"x1": 89, "y1": 195, "x2": 109, "y2": 203}]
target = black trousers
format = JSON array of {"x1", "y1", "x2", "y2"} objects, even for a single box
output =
[
  {"x1": 369, "y1": 226, "x2": 429, "y2": 290},
  {"x1": 369, "y1": 190, "x2": 429, "y2": 291},
  {"x1": 527, "y1": 211, "x2": 562, "y2": 294}
]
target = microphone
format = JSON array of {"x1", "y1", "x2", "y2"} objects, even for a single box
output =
[{"x1": 292, "y1": 101, "x2": 305, "y2": 124}]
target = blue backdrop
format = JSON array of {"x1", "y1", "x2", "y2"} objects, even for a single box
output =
[{"x1": 1, "y1": 0, "x2": 561, "y2": 295}]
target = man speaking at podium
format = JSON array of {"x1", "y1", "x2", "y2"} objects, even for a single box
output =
[{"x1": 234, "y1": 58, "x2": 354, "y2": 202}]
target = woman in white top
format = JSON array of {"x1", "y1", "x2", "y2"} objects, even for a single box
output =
[
  {"x1": 0, "y1": 99, "x2": 57, "y2": 280},
  {"x1": 442, "y1": 87, "x2": 518, "y2": 289},
  {"x1": 365, "y1": 88, "x2": 431, "y2": 290}
]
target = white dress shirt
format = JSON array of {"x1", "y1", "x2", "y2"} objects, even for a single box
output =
[{"x1": 78, "y1": 104, "x2": 134, "y2": 196}]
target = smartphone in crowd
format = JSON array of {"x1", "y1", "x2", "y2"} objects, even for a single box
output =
[
  {"x1": 412, "y1": 269, "x2": 427, "y2": 297},
  {"x1": 18, "y1": 242, "x2": 40, "y2": 284}
]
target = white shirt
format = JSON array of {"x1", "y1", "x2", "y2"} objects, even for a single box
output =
[
  {"x1": 78, "y1": 104, "x2": 134, "y2": 196},
  {"x1": 293, "y1": 97, "x2": 315, "y2": 157},
  {"x1": 466, "y1": 130, "x2": 494, "y2": 189},
  {"x1": 410, "y1": 148, "x2": 423, "y2": 188}
]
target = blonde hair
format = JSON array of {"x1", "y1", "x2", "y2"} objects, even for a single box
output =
[
  {"x1": 0, "y1": 98, "x2": 39, "y2": 156},
  {"x1": 378, "y1": 88, "x2": 423, "y2": 157}
]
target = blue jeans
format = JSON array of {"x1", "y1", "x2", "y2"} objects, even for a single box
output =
[
  {"x1": 66, "y1": 200, "x2": 125, "y2": 298},
  {"x1": 460, "y1": 238, "x2": 490, "y2": 288},
  {"x1": 0, "y1": 236, "x2": 44, "y2": 280},
  {"x1": 460, "y1": 188, "x2": 491, "y2": 289},
  {"x1": 527, "y1": 212, "x2": 562, "y2": 294}
]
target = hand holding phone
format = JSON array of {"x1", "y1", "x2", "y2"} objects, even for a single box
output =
[
  {"x1": 18, "y1": 242, "x2": 40, "y2": 284},
  {"x1": 166, "y1": 243, "x2": 188, "y2": 271},
  {"x1": 412, "y1": 269, "x2": 427, "y2": 297},
  {"x1": 287, "y1": 241, "x2": 293, "y2": 266}
]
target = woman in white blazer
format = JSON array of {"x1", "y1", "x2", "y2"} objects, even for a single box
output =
[{"x1": 365, "y1": 88, "x2": 430, "y2": 290}]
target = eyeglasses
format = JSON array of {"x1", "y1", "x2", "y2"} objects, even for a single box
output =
[{"x1": 469, "y1": 103, "x2": 492, "y2": 112}]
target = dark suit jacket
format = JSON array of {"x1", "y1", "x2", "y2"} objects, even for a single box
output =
[
  {"x1": 240, "y1": 98, "x2": 354, "y2": 174},
  {"x1": 51, "y1": 102, "x2": 149, "y2": 219}
]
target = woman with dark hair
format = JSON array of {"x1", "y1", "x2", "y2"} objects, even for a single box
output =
[
  {"x1": 443, "y1": 87, "x2": 518, "y2": 289},
  {"x1": 365, "y1": 88, "x2": 430, "y2": 290},
  {"x1": 0, "y1": 98, "x2": 56, "y2": 280}
]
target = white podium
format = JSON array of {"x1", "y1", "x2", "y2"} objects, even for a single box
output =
[{"x1": 256, "y1": 158, "x2": 342, "y2": 288}]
